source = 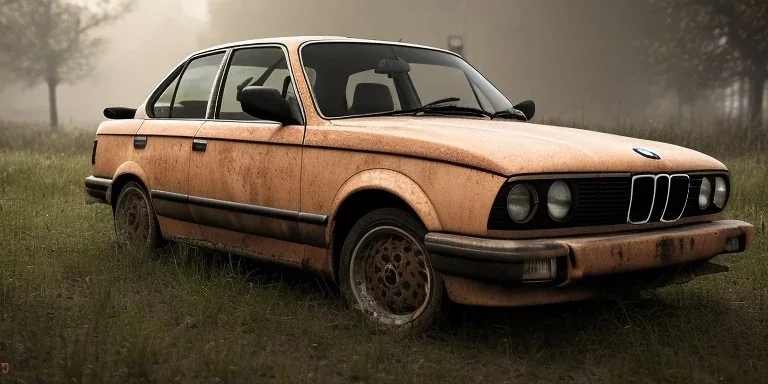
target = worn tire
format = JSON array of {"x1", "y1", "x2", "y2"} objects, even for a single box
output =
[
  {"x1": 339, "y1": 207, "x2": 444, "y2": 333},
  {"x1": 113, "y1": 181, "x2": 162, "y2": 251}
]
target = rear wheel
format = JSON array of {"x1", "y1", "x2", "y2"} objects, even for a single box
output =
[
  {"x1": 339, "y1": 208, "x2": 444, "y2": 333},
  {"x1": 113, "y1": 181, "x2": 162, "y2": 250}
]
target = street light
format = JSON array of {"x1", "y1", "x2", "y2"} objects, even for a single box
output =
[{"x1": 448, "y1": 35, "x2": 464, "y2": 56}]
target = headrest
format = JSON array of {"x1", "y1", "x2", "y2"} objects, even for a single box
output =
[{"x1": 350, "y1": 83, "x2": 394, "y2": 115}]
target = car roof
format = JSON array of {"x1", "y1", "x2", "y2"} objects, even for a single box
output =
[{"x1": 192, "y1": 36, "x2": 456, "y2": 57}]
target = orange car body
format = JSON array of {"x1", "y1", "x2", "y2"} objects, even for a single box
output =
[{"x1": 85, "y1": 37, "x2": 755, "y2": 307}]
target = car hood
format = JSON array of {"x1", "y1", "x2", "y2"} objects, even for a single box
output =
[{"x1": 314, "y1": 117, "x2": 726, "y2": 176}]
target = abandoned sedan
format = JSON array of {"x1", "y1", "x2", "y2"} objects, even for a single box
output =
[{"x1": 85, "y1": 36, "x2": 755, "y2": 332}]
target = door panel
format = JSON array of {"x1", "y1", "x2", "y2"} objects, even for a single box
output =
[
  {"x1": 135, "y1": 119, "x2": 204, "y2": 240},
  {"x1": 188, "y1": 121, "x2": 305, "y2": 263},
  {"x1": 136, "y1": 50, "x2": 226, "y2": 242}
]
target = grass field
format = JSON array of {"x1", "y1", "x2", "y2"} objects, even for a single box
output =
[{"x1": 1, "y1": 122, "x2": 767, "y2": 383}]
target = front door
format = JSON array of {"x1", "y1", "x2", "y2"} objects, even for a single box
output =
[
  {"x1": 137, "y1": 51, "x2": 226, "y2": 241},
  {"x1": 187, "y1": 46, "x2": 308, "y2": 265}
]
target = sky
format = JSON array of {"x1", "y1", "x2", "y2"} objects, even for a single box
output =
[{"x1": 180, "y1": 0, "x2": 208, "y2": 21}]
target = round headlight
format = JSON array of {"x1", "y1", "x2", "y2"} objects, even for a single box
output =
[
  {"x1": 547, "y1": 181, "x2": 572, "y2": 221},
  {"x1": 713, "y1": 177, "x2": 727, "y2": 208},
  {"x1": 507, "y1": 184, "x2": 536, "y2": 222},
  {"x1": 698, "y1": 177, "x2": 712, "y2": 210}
]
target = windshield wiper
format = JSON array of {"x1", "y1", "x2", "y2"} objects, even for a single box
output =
[
  {"x1": 379, "y1": 97, "x2": 493, "y2": 118},
  {"x1": 420, "y1": 97, "x2": 461, "y2": 108},
  {"x1": 492, "y1": 108, "x2": 528, "y2": 121}
]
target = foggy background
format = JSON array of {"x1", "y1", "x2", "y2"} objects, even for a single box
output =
[{"x1": 0, "y1": 0, "x2": 765, "y2": 128}]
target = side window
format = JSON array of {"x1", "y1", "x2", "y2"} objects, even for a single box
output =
[
  {"x1": 153, "y1": 72, "x2": 180, "y2": 118},
  {"x1": 150, "y1": 53, "x2": 224, "y2": 119},
  {"x1": 345, "y1": 69, "x2": 401, "y2": 111},
  {"x1": 170, "y1": 53, "x2": 225, "y2": 119},
  {"x1": 409, "y1": 64, "x2": 480, "y2": 109},
  {"x1": 218, "y1": 47, "x2": 301, "y2": 122}
]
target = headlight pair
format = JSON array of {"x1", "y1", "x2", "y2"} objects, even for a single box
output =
[
  {"x1": 507, "y1": 181, "x2": 572, "y2": 223},
  {"x1": 698, "y1": 176, "x2": 728, "y2": 210}
]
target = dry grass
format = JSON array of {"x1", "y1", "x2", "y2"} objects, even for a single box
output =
[{"x1": 0, "y1": 121, "x2": 766, "y2": 383}]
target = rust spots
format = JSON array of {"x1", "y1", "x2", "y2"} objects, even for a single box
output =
[
  {"x1": 611, "y1": 246, "x2": 625, "y2": 272},
  {"x1": 655, "y1": 238, "x2": 676, "y2": 265}
]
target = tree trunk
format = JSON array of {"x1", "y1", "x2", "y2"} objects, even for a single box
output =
[
  {"x1": 748, "y1": 67, "x2": 765, "y2": 128},
  {"x1": 676, "y1": 87, "x2": 683, "y2": 126},
  {"x1": 47, "y1": 80, "x2": 58, "y2": 129}
]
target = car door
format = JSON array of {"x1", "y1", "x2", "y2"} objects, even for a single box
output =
[
  {"x1": 187, "y1": 45, "x2": 311, "y2": 266},
  {"x1": 137, "y1": 51, "x2": 226, "y2": 241}
]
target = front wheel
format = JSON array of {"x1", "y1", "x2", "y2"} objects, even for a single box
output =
[
  {"x1": 113, "y1": 181, "x2": 162, "y2": 251},
  {"x1": 339, "y1": 208, "x2": 444, "y2": 333}
]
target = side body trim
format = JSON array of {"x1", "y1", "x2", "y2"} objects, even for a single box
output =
[{"x1": 150, "y1": 190, "x2": 329, "y2": 247}]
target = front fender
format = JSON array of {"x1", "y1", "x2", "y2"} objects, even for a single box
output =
[{"x1": 327, "y1": 168, "x2": 443, "y2": 242}]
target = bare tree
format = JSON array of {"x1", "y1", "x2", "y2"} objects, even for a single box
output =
[
  {"x1": 0, "y1": 0, "x2": 134, "y2": 128},
  {"x1": 644, "y1": 0, "x2": 768, "y2": 127}
]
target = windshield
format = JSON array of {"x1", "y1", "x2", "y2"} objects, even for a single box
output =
[{"x1": 301, "y1": 42, "x2": 514, "y2": 118}]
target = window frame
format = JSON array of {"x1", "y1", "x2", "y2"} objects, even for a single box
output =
[
  {"x1": 212, "y1": 43, "x2": 305, "y2": 125},
  {"x1": 145, "y1": 49, "x2": 228, "y2": 120}
]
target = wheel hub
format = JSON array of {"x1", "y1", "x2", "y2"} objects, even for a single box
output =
[
  {"x1": 115, "y1": 188, "x2": 150, "y2": 247},
  {"x1": 350, "y1": 226, "x2": 432, "y2": 324},
  {"x1": 383, "y1": 265, "x2": 398, "y2": 287}
]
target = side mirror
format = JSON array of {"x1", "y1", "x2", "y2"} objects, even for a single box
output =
[
  {"x1": 513, "y1": 100, "x2": 535, "y2": 121},
  {"x1": 240, "y1": 86, "x2": 300, "y2": 125}
]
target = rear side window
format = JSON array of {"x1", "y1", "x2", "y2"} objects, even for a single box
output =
[
  {"x1": 153, "y1": 73, "x2": 180, "y2": 118},
  {"x1": 151, "y1": 52, "x2": 225, "y2": 119}
]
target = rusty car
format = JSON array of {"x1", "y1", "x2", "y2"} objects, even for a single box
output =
[{"x1": 84, "y1": 36, "x2": 755, "y2": 332}]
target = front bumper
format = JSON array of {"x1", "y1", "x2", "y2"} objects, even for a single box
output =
[{"x1": 426, "y1": 220, "x2": 755, "y2": 285}]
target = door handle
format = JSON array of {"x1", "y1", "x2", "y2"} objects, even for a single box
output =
[
  {"x1": 133, "y1": 136, "x2": 147, "y2": 149},
  {"x1": 192, "y1": 138, "x2": 207, "y2": 152}
]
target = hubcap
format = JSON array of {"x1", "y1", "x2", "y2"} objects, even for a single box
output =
[
  {"x1": 115, "y1": 188, "x2": 150, "y2": 247},
  {"x1": 349, "y1": 226, "x2": 432, "y2": 325}
]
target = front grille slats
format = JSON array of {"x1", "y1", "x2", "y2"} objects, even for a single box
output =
[
  {"x1": 662, "y1": 175, "x2": 690, "y2": 221},
  {"x1": 628, "y1": 176, "x2": 655, "y2": 224}
]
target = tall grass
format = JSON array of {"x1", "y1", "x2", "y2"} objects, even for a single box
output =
[
  {"x1": 1, "y1": 120, "x2": 766, "y2": 383},
  {"x1": 0, "y1": 121, "x2": 95, "y2": 154}
]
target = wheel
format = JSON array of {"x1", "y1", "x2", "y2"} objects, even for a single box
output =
[
  {"x1": 113, "y1": 181, "x2": 162, "y2": 250},
  {"x1": 339, "y1": 208, "x2": 444, "y2": 333}
]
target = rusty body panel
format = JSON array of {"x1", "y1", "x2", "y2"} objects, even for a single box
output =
[
  {"x1": 87, "y1": 36, "x2": 756, "y2": 309},
  {"x1": 188, "y1": 121, "x2": 305, "y2": 254},
  {"x1": 322, "y1": 117, "x2": 727, "y2": 176},
  {"x1": 300, "y1": 146, "x2": 504, "y2": 239}
]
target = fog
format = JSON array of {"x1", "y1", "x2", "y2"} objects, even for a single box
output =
[
  {"x1": 0, "y1": 0, "x2": 754, "y2": 126},
  {"x1": 1, "y1": 0, "x2": 209, "y2": 125}
]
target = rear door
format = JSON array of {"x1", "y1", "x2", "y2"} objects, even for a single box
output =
[
  {"x1": 137, "y1": 51, "x2": 226, "y2": 241},
  {"x1": 187, "y1": 45, "x2": 310, "y2": 265}
]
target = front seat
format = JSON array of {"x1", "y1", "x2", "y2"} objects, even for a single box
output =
[{"x1": 349, "y1": 83, "x2": 395, "y2": 115}]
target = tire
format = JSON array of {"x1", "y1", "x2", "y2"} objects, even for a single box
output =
[
  {"x1": 339, "y1": 207, "x2": 444, "y2": 333},
  {"x1": 113, "y1": 181, "x2": 162, "y2": 251}
]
